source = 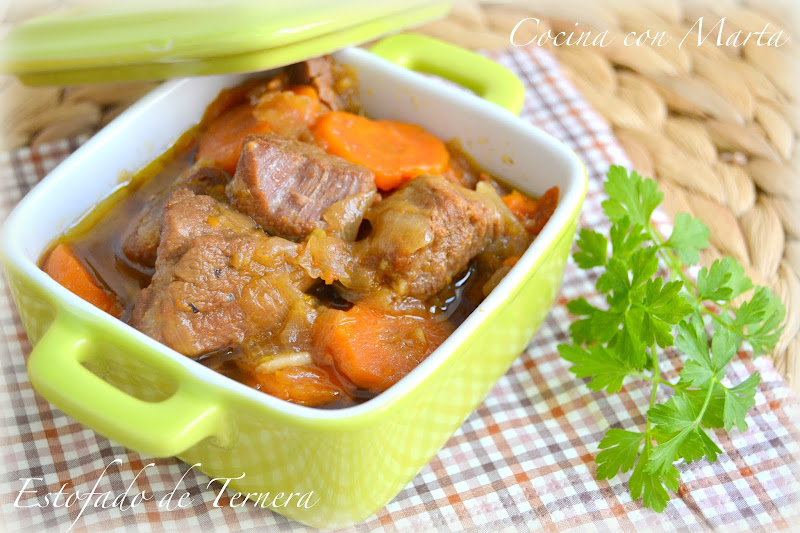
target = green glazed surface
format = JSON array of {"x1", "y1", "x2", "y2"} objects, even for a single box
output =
[{"x1": 2, "y1": 0, "x2": 451, "y2": 85}]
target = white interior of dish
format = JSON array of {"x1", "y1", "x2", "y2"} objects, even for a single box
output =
[{"x1": 2, "y1": 46, "x2": 585, "y2": 420}]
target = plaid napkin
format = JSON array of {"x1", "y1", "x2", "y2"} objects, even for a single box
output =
[{"x1": 2, "y1": 46, "x2": 800, "y2": 532}]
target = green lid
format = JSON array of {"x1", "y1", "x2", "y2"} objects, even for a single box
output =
[{"x1": 1, "y1": 0, "x2": 451, "y2": 85}]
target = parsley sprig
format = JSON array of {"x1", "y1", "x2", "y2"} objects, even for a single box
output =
[{"x1": 558, "y1": 166, "x2": 785, "y2": 512}]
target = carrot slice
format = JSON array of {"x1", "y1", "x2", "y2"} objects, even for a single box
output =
[
  {"x1": 311, "y1": 111, "x2": 450, "y2": 191},
  {"x1": 526, "y1": 186, "x2": 559, "y2": 234},
  {"x1": 251, "y1": 365, "x2": 344, "y2": 407},
  {"x1": 502, "y1": 190, "x2": 538, "y2": 217},
  {"x1": 196, "y1": 103, "x2": 273, "y2": 174},
  {"x1": 313, "y1": 305, "x2": 454, "y2": 393},
  {"x1": 502, "y1": 186, "x2": 559, "y2": 234},
  {"x1": 200, "y1": 77, "x2": 272, "y2": 125},
  {"x1": 43, "y1": 243, "x2": 121, "y2": 317},
  {"x1": 196, "y1": 86, "x2": 322, "y2": 174}
]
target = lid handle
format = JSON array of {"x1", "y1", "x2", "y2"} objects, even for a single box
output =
[{"x1": 370, "y1": 33, "x2": 525, "y2": 115}]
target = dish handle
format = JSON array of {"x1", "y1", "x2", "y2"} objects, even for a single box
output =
[
  {"x1": 369, "y1": 33, "x2": 525, "y2": 115},
  {"x1": 27, "y1": 316, "x2": 227, "y2": 457}
]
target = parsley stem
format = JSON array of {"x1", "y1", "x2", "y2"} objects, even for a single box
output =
[
  {"x1": 644, "y1": 344, "x2": 660, "y2": 446},
  {"x1": 649, "y1": 344, "x2": 661, "y2": 411},
  {"x1": 645, "y1": 222, "x2": 746, "y2": 346},
  {"x1": 694, "y1": 376, "x2": 716, "y2": 428},
  {"x1": 647, "y1": 227, "x2": 738, "y2": 331},
  {"x1": 633, "y1": 372, "x2": 675, "y2": 389},
  {"x1": 698, "y1": 306, "x2": 741, "y2": 337},
  {"x1": 647, "y1": 224, "x2": 699, "y2": 293},
  {"x1": 700, "y1": 381, "x2": 715, "y2": 413}
]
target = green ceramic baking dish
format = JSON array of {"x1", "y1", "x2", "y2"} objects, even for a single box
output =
[{"x1": 1, "y1": 35, "x2": 586, "y2": 528}]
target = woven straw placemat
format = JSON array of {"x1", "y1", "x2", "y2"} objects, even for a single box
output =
[{"x1": 1, "y1": 0, "x2": 798, "y2": 394}]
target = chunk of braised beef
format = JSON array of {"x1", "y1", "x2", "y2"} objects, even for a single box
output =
[
  {"x1": 129, "y1": 190, "x2": 315, "y2": 358},
  {"x1": 226, "y1": 133, "x2": 376, "y2": 240},
  {"x1": 296, "y1": 175, "x2": 528, "y2": 305},
  {"x1": 288, "y1": 56, "x2": 342, "y2": 111},
  {"x1": 355, "y1": 175, "x2": 516, "y2": 299},
  {"x1": 122, "y1": 162, "x2": 230, "y2": 268}
]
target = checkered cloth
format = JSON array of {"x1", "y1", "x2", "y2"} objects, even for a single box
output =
[{"x1": 2, "y1": 46, "x2": 800, "y2": 532}]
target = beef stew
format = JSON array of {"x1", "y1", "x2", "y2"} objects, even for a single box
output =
[{"x1": 41, "y1": 56, "x2": 558, "y2": 408}]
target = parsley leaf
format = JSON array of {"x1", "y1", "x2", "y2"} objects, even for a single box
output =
[
  {"x1": 647, "y1": 395, "x2": 704, "y2": 472},
  {"x1": 648, "y1": 394, "x2": 722, "y2": 466},
  {"x1": 722, "y1": 373, "x2": 760, "y2": 432},
  {"x1": 558, "y1": 344, "x2": 633, "y2": 394},
  {"x1": 609, "y1": 222, "x2": 649, "y2": 260},
  {"x1": 602, "y1": 166, "x2": 663, "y2": 227},
  {"x1": 697, "y1": 257, "x2": 753, "y2": 302},
  {"x1": 596, "y1": 257, "x2": 631, "y2": 296},
  {"x1": 591, "y1": 310, "x2": 625, "y2": 343},
  {"x1": 665, "y1": 213, "x2": 710, "y2": 265},
  {"x1": 574, "y1": 229, "x2": 608, "y2": 269},
  {"x1": 596, "y1": 429, "x2": 644, "y2": 479},
  {"x1": 731, "y1": 287, "x2": 785, "y2": 356},
  {"x1": 630, "y1": 247, "x2": 659, "y2": 288},
  {"x1": 630, "y1": 442, "x2": 679, "y2": 513},
  {"x1": 695, "y1": 427, "x2": 722, "y2": 463},
  {"x1": 683, "y1": 385, "x2": 726, "y2": 429},
  {"x1": 648, "y1": 394, "x2": 697, "y2": 434},
  {"x1": 675, "y1": 318, "x2": 735, "y2": 388},
  {"x1": 640, "y1": 278, "x2": 693, "y2": 347},
  {"x1": 558, "y1": 167, "x2": 779, "y2": 513},
  {"x1": 646, "y1": 427, "x2": 702, "y2": 475}
]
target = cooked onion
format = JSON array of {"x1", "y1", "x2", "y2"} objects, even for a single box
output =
[
  {"x1": 371, "y1": 211, "x2": 433, "y2": 255},
  {"x1": 255, "y1": 351, "x2": 313, "y2": 374},
  {"x1": 323, "y1": 191, "x2": 376, "y2": 242}
]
